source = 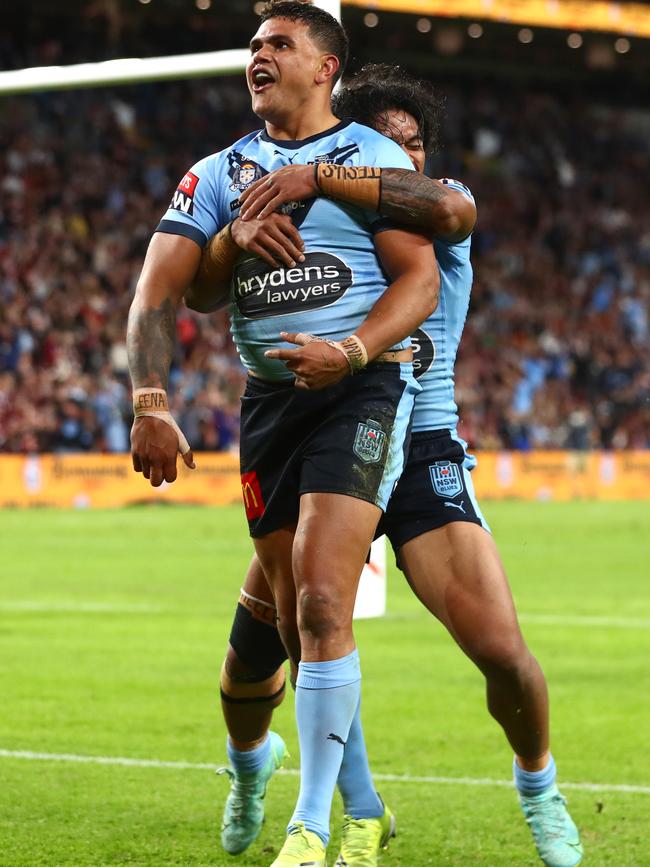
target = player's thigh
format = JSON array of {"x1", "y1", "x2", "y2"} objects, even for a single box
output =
[
  {"x1": 242, "y1": 553, "x2": 276, "y2": 607},
  {"x1": 400, "y1": 522, "x2": 525, "y2": 664},
  {"x1": 253, "y1": 527, "x2": 296, "y2": 615},
  {"x1": 294, "y1": 491, "x2": 381, "y2": 611}
]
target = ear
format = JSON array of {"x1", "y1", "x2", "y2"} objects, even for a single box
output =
[{"x1": 315, "y1": 53, "x2": 340, "y2": 87}]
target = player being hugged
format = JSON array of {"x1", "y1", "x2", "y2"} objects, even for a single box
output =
[{"x1": 127, "y1": 3, "x2": 438, "y2": 866}]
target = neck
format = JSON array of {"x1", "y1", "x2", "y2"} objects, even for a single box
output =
[{"x1": 263, "y1": 99, "x2": 339, "y2": 142}]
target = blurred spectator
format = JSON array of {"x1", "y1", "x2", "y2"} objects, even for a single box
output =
[{"x1": 0, "y1": 73, "x2": 648, "y2": 452}]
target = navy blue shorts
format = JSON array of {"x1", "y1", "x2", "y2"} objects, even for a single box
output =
[
  {"x1": 378, "y1": 429, "x2": 490, "y2": 552},
  {"x1": 239, "y1": 362, "x2": 418, "y2": 538}
]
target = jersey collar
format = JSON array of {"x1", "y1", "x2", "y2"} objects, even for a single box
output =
[{"x1": 260, "y1": 119, "x2": 352, "y2": 149}]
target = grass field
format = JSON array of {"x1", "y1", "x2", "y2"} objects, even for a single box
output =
[{"x1": 1, "y1": 501, "x2": 649, "y2": 867}]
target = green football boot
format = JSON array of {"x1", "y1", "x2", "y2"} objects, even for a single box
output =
[
  {"x1": 519, "y1": 784, "x2": 583, "y2": 867},
  {"x1": 270, "y1": 822, "x2": 328, "y2": 866},
  {"x1": 219, "y1": 731, "x2": 288, "y2": 855},
  {"x1": 334, "y1": 801, "x2": 396, "y2": 866}
]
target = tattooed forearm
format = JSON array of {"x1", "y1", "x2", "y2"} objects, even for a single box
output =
[
  {"x1": 380, "y1": 169, "x2": 451, "y2": 231},
  {"x1": 127, "y1": 297, "x2": 177, "y2": 389}
]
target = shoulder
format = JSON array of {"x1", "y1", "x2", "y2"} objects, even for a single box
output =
[
  {"x1": 439, "y1": 177, "x2": 476, "y2": 204},
  {"x1": 345, "y1": 122, "x2": 413, "y2": 170},
  {"x1": 192, "y1": 130, "x2": 265, "y2": 175}
]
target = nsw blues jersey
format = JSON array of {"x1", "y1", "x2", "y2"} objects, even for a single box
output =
[
  {"x1": 156, "y1": 120, "x2": 414, "y2": 381},
  {"x1": 410, "y1": 179, "x2": 475, "y2": 433}
]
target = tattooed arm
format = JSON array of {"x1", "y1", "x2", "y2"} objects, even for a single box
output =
[
  {"x1": 127, "y1": 233, "x2": 201, "y2": 486},
  {"x1": 237, "y1": 164, "x2": 476, "y2": 243},
  {"x1": 375, "y1": 170, "x2": 476, "y2": 242}
]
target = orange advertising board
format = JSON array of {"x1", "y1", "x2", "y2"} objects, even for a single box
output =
[{"x1": 0, "y1": 451, "x2": 648, "y2": 509}]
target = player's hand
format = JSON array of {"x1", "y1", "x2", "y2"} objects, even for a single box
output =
[
  {"x1": 130, "y1": 416, "x2": 195, "y2": 487},
  {"x1": 239, "y1": 165, "x2": 318, "y2": 221},
  {"x1": 265, "y1": 332, "x2": 350, "y2": 390},
  {"x1": 232, "y1": 213, "x2": 305, "y2": 269}
]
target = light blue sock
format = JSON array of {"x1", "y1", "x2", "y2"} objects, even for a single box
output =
[
  {"x1": 337, "y1": 698, "x2": 383, "y2": 819},
  {"x1": 290, "y1": 649, "x2": 361, "y2": 845},
  {"x1": 514, "y1": 753, "x2": 557, "y2": 797},
  {"x1": 226, "y1": 734, "x2": 271, "y2": 777}
]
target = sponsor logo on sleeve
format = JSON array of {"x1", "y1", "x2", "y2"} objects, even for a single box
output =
[
  {"x1": 353, "y1": 419, "x2": 387, "y2": 465},
  {"x1": 170, "y1": 171, "x2": 199, "y2": 215},
  {"x1": 411, "y1": 328, "x2": 435, "y2": 379},
  {"x1": 233, "y1": 251, "x2": 352, "y2": 319},
  {"x1": 429, "y1": 461, "x2": 464, "y2": 498},
  {"x1": 241, "y1": 471, "x2": 265, "y2": 520}
]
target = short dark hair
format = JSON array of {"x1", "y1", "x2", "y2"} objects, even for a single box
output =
[
  {"x1": 333, "y1": 63, "x2": 445, "y2": 153},
  {"x1": 259, "y1": 0, "x2": 349, "y2": 84}
]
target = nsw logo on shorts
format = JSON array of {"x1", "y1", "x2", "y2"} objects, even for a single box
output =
[
  {"x1": 353, "y1": 419, "x2": 386, "y2": 464},
  {"x1": 429, "y1": 461, "x2": 464, "y2": 498}
]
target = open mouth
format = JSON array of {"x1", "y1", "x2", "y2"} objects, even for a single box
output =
[{"x1": 251, "y1": 67, "x2": 276, "y2": 93}]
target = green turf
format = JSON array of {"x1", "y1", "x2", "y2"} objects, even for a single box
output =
[{"x1": 1, "y1": 502, "x2": 649, "y2": 866}]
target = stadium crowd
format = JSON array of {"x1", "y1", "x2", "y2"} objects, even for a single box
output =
[{"x1": 1, "y1": 73, "x2": 648, "y2": 453}]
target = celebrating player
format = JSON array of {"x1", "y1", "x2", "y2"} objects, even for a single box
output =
[
  {"x1": 127, "y1": 3, "x2": 439, "y2": 866},
  {"x1": 196, "y1": 64, "x2": 583, "y2": 867}
]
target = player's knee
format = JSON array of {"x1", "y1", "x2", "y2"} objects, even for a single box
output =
[
  {"x1": 228, "y1": 600, "x2": 289, "y2": 680},
  {"x1": 296, "y1": 585, "x2": 348, "y2": 641},
  {"x1": 469, "y1": 630, "x2": 529, "y2": 678}
]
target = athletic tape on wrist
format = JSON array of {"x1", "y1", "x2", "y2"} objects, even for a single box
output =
[
  {"x1": 291, "y1": 332, "x2": 368, "y2": 375},
  {"x1": 316, "y1": 163, "x2": 382, "y2": 211},
  {"x1": 339, "y1": 335, "x2": 368, "y2": 373},
  {"x1": 132, "y1": 388, "x2": 191, "y2": 455}
]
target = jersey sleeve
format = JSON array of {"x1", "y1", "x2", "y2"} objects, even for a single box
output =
[
  {"x1": 436, "y1": 178, "x2": 476, "y2": 251},
  {"x1": 440, "y1": 177, "x2": 475, "y2": 204},
  {"x1": 155, "y1": 154, "x2": 226, "y2": 249}
]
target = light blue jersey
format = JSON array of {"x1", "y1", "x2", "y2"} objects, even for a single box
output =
[
  {"x1": 410, "y1": 179, "x2": 475, "y2": 434},
  {"x1": 156, "y1": 120, "x2": 414, "y2": 381}
]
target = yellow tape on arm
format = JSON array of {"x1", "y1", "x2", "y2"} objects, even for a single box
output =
[
  {"x1": 316, "y1": 163, "x2": 382, "y2": 211},
  {"x1": 132, "y1": 388, "x2": 191, "y2": 456}
]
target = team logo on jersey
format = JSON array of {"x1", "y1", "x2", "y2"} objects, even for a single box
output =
[
  {"x1": 233, "y1": 251, "x2": 352, "y2": 319},
  {"x1": 353, "y1": 419, "x2": 386, "y2": 465},
  {"x1": 170, "y1": 171, "x2": 199, "y2": 215},
  {"x1": 411, "y1": 328, "x2": 435, "y2": 379},
  {"x1": 228, "y1": 152, "x2": 266, "y2": 192},
  {"x1": 311, "y1": 143, "x2": 359, "y2": 165},
  {"x1": 241, "y1": 471, "x2": 265, "y2": 520},
  {"x1": 429, "y1": 461, "x2": 464, "y2": 498}
]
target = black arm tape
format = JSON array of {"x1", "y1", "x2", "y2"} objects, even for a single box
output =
[{"x1": 229, "y1": 602, "x2": 289, "y2": 679}]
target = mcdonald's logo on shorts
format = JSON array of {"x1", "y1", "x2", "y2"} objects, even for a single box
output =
[{"x1": 241, "y1": 471, "x2": 265, "y2": 520}]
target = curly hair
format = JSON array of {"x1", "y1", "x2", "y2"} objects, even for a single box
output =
[
  {"x1": 332, "y1": 63, "x2": 445, "y2": 154},
  {"x1": 259, "y1": 1, "x2": 349, "y2": 84}
]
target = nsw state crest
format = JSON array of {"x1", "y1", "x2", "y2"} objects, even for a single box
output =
[
  {"x1": 429, "y1": 461, "x2": 464, "y2": 498},
  {"x1": 353, "y1": 419, "x2": 386, "y2": 464}
]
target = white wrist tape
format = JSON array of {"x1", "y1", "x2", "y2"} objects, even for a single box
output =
[
  {"x1": 132, "y1": 388, "x2": 191, "y2": 455},
  {"x1": 292, "y1": 333, "x2": 368, "y2": 374}
]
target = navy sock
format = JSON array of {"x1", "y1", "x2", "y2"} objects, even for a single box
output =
[
  {"x1": 514, "y1": 753, "x2": 557, "y2": 797},
  {"x1": 226, "y1": 734, "x2": 271, "y2": 776},
  {"x1": 290, "y1": 650, "x2": 361, "y2": 845},
  {"x1": 337, "y1": 698, "x2": 383, "y2": 819}
]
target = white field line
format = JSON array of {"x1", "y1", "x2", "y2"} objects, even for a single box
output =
[
  {"x1": 0, "y1": 601, "x2": 161, "y2": 613},
  {"x1": 3, "y1": 602, "x2": 650, "y2": 629},
  {"x1": 519, "y1": 613, "x2": 650, "y2": 629},
  {"x1": 1, "y1": 749, "x2": 648, "y2": 795},
  {"x1": 386, "y1": 611, "x2": 650, "y2": 629}
]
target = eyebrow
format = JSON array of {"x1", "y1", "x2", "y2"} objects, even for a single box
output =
[{"x1": 249, "y1": 33, "x2": 295, "y2": 51}]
